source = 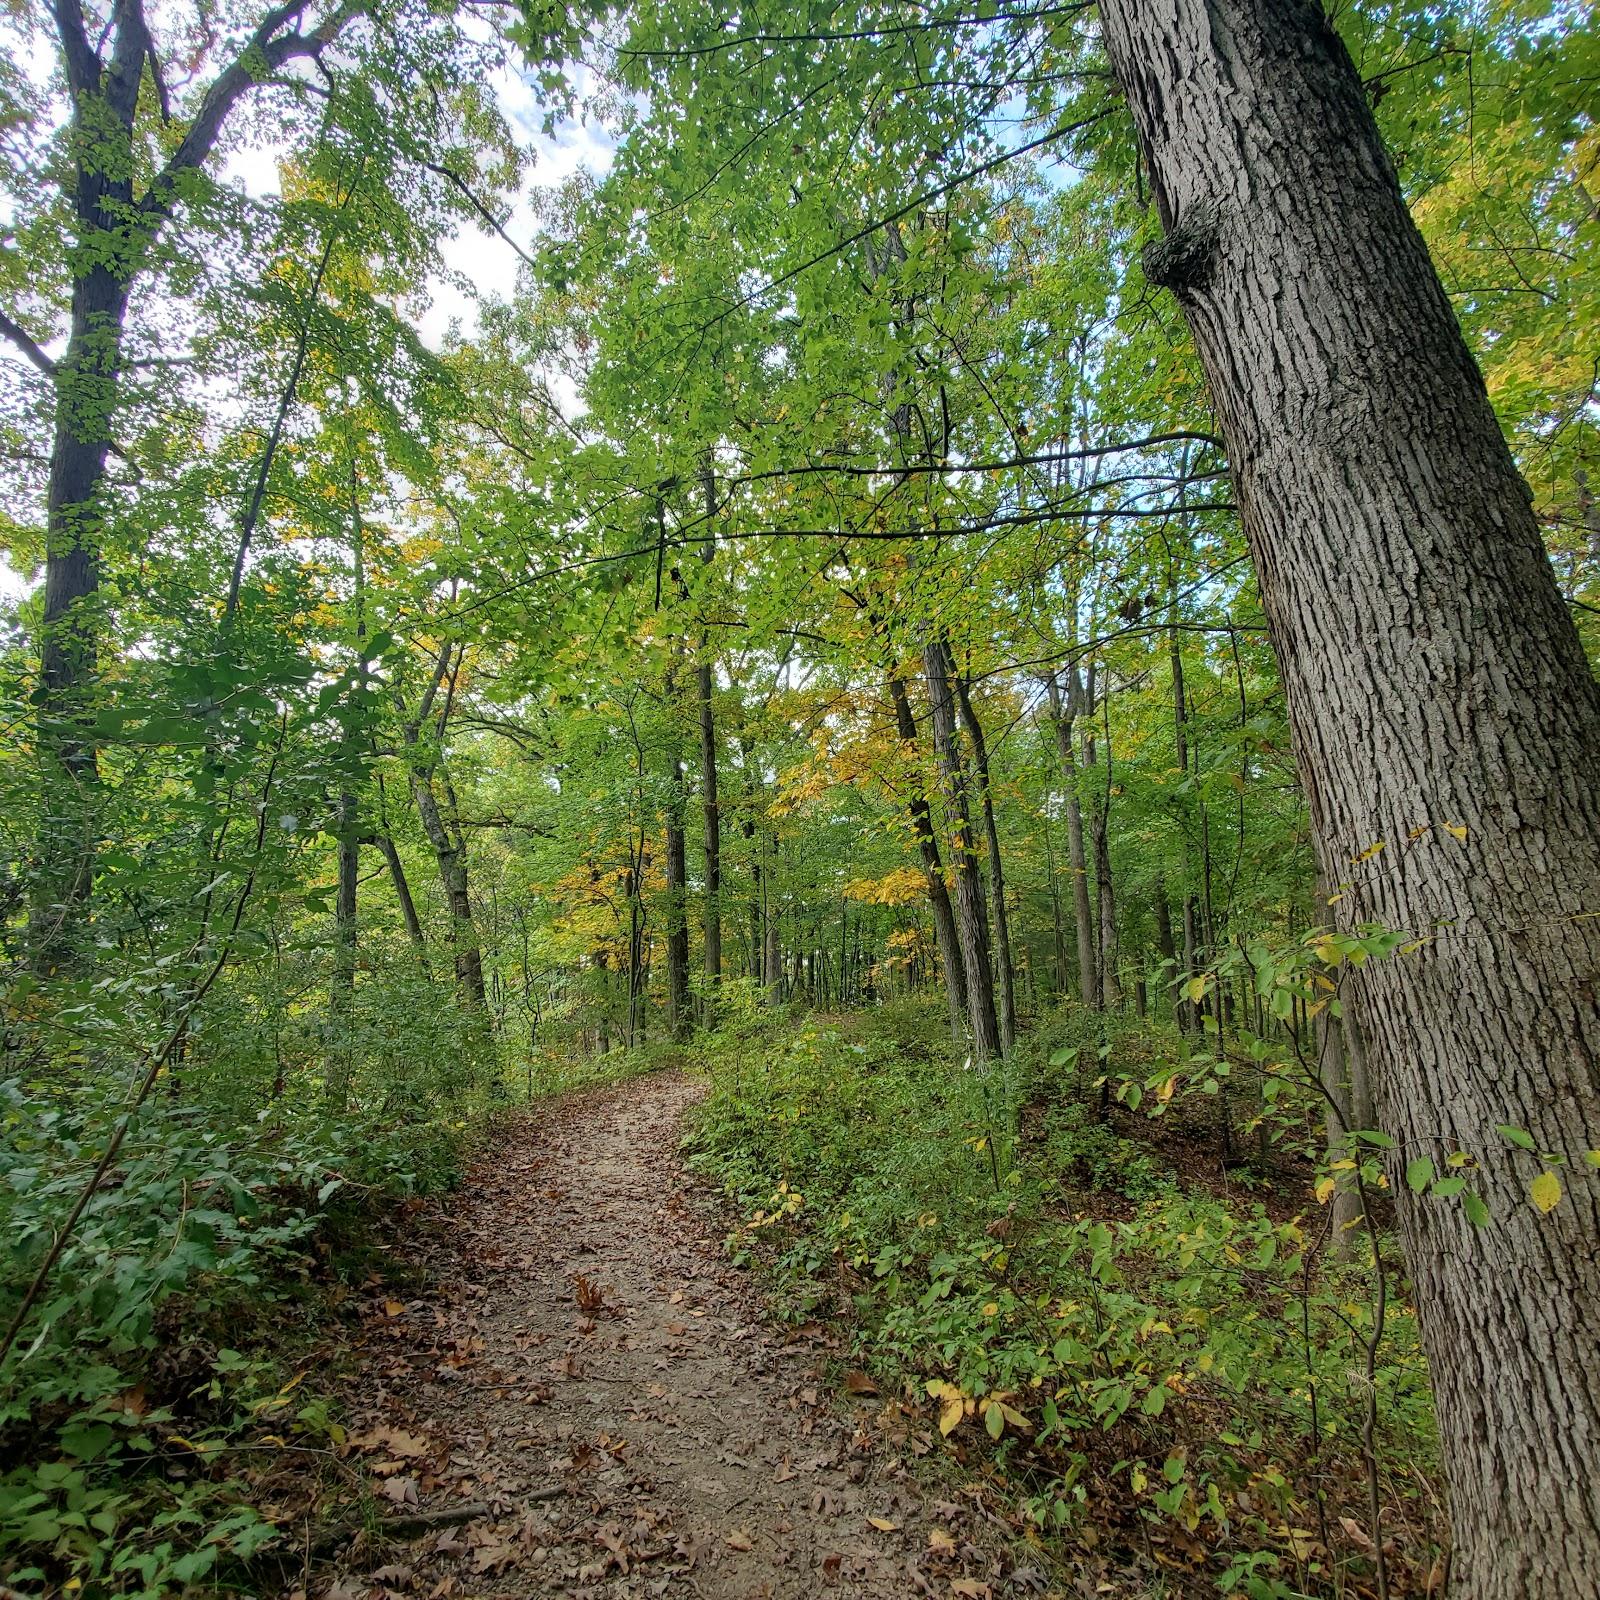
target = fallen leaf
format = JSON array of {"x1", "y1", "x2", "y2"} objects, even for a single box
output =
[
  {"x1": 725, "y1": 1527, "x2": 754, "y2": 1551},
  {"x1": 867, "y1": 1515, "x2": 899, "y2": 1532},
  {"x1": 844, "y1": 1371, "x2": 877, "y2": 1396}
]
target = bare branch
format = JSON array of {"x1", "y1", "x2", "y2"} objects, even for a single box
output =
[{"x1": 0, "y1": 310, "x2": 57, "y2": 378}]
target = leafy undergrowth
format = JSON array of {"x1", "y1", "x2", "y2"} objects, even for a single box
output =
[
  {"x1": 0, "y1": 1080, "x2": 483, "y2": 1597},
  {"x1": 682, "y1": 999, "x2": 1447, "y2": 1599},
  {"x1": 0, "y1": 1028, "x2": 681, "y2": 1599}
]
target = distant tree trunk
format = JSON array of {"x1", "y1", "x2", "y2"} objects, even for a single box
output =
[
  {"x1": 664, "y1": 751, "x2": 691, "y2": 1041},
  {"x1": 1318, "y1": 998, "x2": 1372, "y2": 1259},
  {"x1": 327, "y1": 797, "x2": 359, "y2": 1108},
  {"x1": 1046, "y1": 672, "x2": 1099, "y2": 1009},
  {"x1": 763, "y1": 835, "x2": 783, "y2": 1008},
  {"x1": 1086, "y1": 673, "x2": 1121, "y2": 1011},
  {"x1": 925, "y1": 637, "x2": 1001, "y2": 1062},
  {"x1": 887, "y1": 670, "x2": 969, "y2": 1041},
  {"x1": 374, "y1": 833, "x2": 428, "y2": 967},
  {"x1": 697, "y1": 455, "x2": 723, "y2": 997},
  {"x1": 1101, "y1": 2, "x2": 1600, "y2": 1590},
  {"x1": 413, "y1": 768, "x2": 485, "y2": 1007},
  {"x1": 327, "y1": 464, "x2": 366, "y2": 1109},
  {"x1": 1153, "y1": 878, "x2": 1178, "y2": 1016},
  {"x1": 1043, "y1": 806, "x2": 1069, "y2": 994},
  {"x1": 954, "y1": 669, "x2": 1016, "y2": 1052}
]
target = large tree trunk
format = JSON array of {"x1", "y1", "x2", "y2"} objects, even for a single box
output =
[
  {"x1": 887, "y1": 669, "x2": 969, "y2": 1041},
  {"x1": 1100, "y1": 3, "x2": 1600, "y2": 1591},
  {"x1": 954, "y1": 670, "x2": 1017, "y2": 1053},
  {"x1": 925, "y1": 637, "x2": 1001, "y2": 1063},
  {"x1": 1046, "y1": 672, "x2": 1099, "y2": 1009}
]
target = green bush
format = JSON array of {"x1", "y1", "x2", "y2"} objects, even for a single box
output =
[{"x1": 684, "y1": 998, "x2": 1440, "y2": 1596}]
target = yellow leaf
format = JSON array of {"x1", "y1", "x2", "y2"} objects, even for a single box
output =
[
  {"x1": 982, "y1": 1301, "x2": 999, "y2": 1318},
  {"x1": 939, "y1": 1396, "x2": 965, "y2": 1436},
  {"x1": 1314, "y1": 1177, "x2": 1336, "y2": 1205},
  {"x1": 1312, "y1": 937, "x2": 1342, "y2": 966},
  {"x1": 867, "y1": 1516, "x2": 899, "y2": 1532},
  {"x1": 1443, "y1": 822, "x2": 1468, "y2": 842},
  {"x1": 1529, "y1": 1171, "x2": 1561, "y2": 1214}
]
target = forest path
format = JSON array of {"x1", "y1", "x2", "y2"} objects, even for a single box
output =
[{"x1": 320, "y1": 1071, "x2": 1014, "y2": 1600}]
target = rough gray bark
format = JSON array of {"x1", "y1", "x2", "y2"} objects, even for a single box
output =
[
  {"x1": 1100, "y1": 2, "x2": 1600, "y2": 1591},
  {"x1": 955, "y1": 669, "x2": 1017, "y2": 1052},
  {"x1": 1046, "y1": 672, "x2": 1099, "y2": 1009},
  {"x1": 888, "y1": 669, "x2": 970, "y2": 1041},
  {"x1": 925, "y1": 637, "x2": 1001, "y2": 1063}
]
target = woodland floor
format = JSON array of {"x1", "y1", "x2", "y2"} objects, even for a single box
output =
[{"x1": 303, "y1": 1071, "x2": 1040, "y2": 1600}]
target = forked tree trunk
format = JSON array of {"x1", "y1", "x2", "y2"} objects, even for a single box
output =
[
  {"x1": 955, "y1": 671, "x2": 1017, "y2": 1053},
  {"x1": 925, "y1": 637, "x2": 1001, "y2": 1063},
  {"x1": 1100, "y1": 3, "x2": 1600, "y2": 1590}
]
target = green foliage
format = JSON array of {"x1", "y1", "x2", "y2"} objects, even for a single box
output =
[
  {"x1": 0, "y1": 1068, "x2": 472, "y2": 1595},
  {"x1": 686, "y1": 1001, "x2": 1440, "y2": 1593}
]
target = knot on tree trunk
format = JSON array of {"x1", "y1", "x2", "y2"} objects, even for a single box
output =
[{"x1": 1142, "y1": 203, "x2": 1221, "y2": 295}]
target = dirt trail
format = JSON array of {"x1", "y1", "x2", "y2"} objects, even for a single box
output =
[{"x1": 320, "y1": 1071, "x2": 1027, "y2": 1599}]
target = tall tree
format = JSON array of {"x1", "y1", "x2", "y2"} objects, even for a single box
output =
[{"x1": 1099, "y1": 2, "x2": 1600, "y2": 1591}]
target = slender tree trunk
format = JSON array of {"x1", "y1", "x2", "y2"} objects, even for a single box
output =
[
  {"x1": 664, "y1": 751, "x2": 690, "y2": 1041},
  {"x1": 1085, "y1": 675, "x2": 1121, "y2": 1011},
  {"x1": 1046, "y1": 672, "x2": 1099, "y2": 1009},
  {"x1": 925, "y1": 637, "x2": 1001, "y2": 1062},
  {"x1": 412, "y1": 770, "x2": 485, "y2": 1007},
  {"x1": 1318, "y1": 998, "x2": 1371, "y2": 1259},
  {"x1": 955, "y1": 671, "x2": 1017, "y2": 1052},
  {"x1": 374, "y1": 834, "x2": 428, "y2": 967},
  {"x1": 1154, "y1": 877, "x2": 1178, "y2": 1018},
  {"x1": 328, "y1": 796, "x2": 359, "y2": 1108},
  {"x1": 763, "y1": 835, "x2": 783, "y2": 1008},
  {"x1": 326, "y1": 462, "x2": 366, "y2": 1109},
  {"x1": 887, "y1": 670, "x2": 969, "y2": 1040},
  {"x1": 697, "y1": 454, "x2": 723, "y2": 995},
  {"x1": 1101, "y1": 3, "x2": 1600, "y2": 1590}
]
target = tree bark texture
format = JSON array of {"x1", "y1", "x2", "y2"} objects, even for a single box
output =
[
  {"x1": 1099, "y1": 3, "x2": 1600, "y2": 1590},
  {"x1": 925, "y1": 637, "x2": 1001, "y2": 1063},
  {"x1": 955, "y1": 670, "x2": 1017, "y2": 1052}
]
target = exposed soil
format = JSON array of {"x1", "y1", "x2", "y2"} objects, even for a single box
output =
[{"x1": 306, "y1": 1072, "x2": 1036, "y2": 1600}]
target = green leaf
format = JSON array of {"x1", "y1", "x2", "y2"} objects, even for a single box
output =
[{"x1": 1405, "y1": 1157, "x2": 1435, "y2": 1194}]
